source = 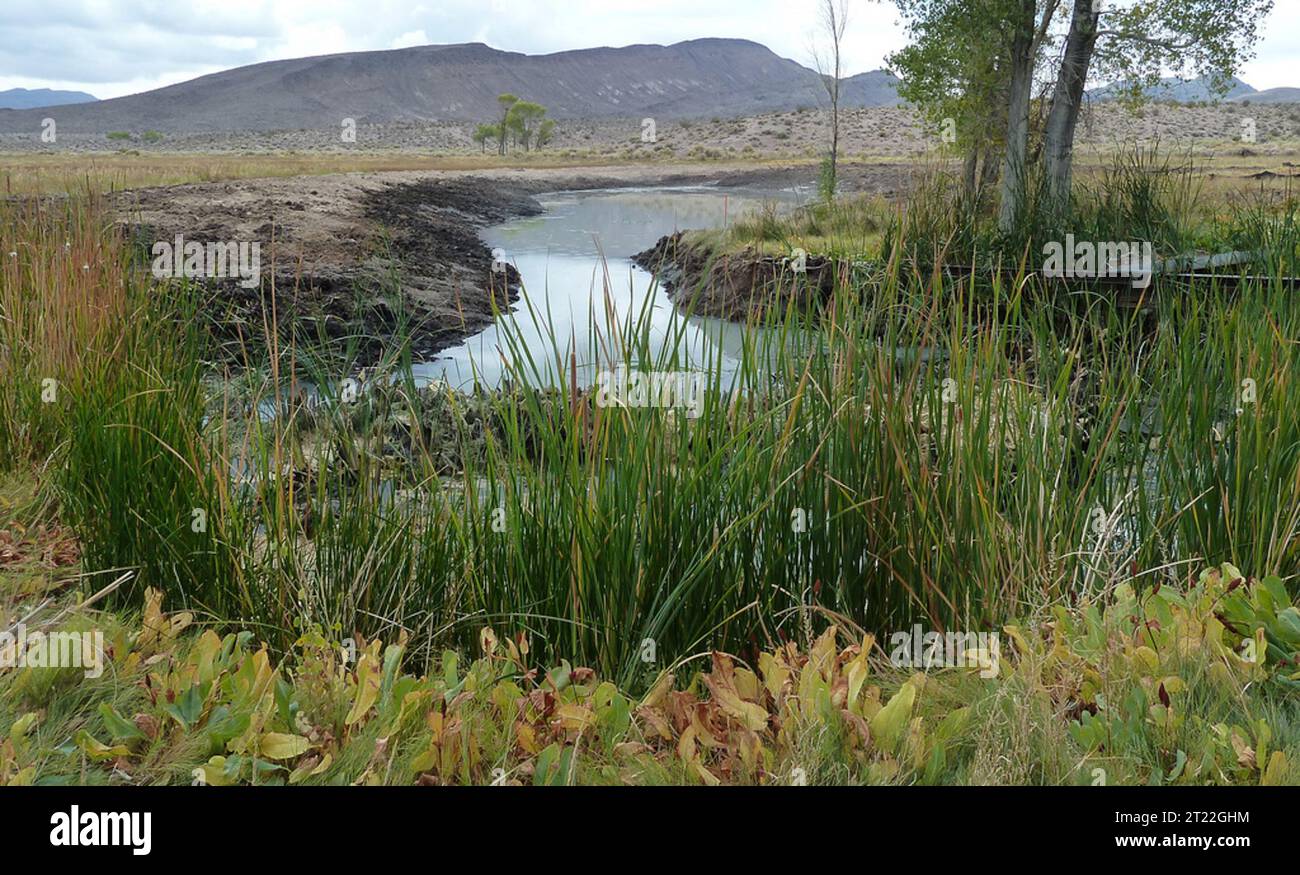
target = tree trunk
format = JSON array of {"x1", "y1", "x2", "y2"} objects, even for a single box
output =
[
  {"x1": 830, "y1": 82, "x2": 839, "y2": 197},
  {"x1": 962, "y1": 148, "x2": 979, "y2": 199},
  {"x1": 1042, "y1": 0, "x2": 1100, "y2": 216},
  {"x1": 980, "y1": 145, "x2": 1003, "y2": 193},
  {"x1": 997, "y1": 0, "x2": 1036, "y2": 234}
]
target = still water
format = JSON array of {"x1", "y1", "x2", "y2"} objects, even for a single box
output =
[{"x1": 412, "y1": 185, "x2": 807, "y2": 390}]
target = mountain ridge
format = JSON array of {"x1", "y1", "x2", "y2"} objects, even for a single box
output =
[
  {"x1": 1089, "y1": 75, "x2": 1259, "y2": 103},
  {"x1": 0, "y1": 39, "x2": 901, "y2": 135},
  {"x1": 0, "y1": 87, "x2": 99, "y2": 110}
]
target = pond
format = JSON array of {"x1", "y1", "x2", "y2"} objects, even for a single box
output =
[{"x1": 411, "y1": 185, "x2": 808, "y2": 390}]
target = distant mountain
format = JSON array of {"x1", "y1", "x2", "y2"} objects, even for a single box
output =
[
  {"x1": 1089, "y1": 76, "x2": 1258, "y2": 103},
  {"x1": 0, "y1": 87, "x2": 97, "y2": 109},
  {"x1": 1231, "y1": 87, "x2": 1300, "y2": 104},
  {"x1": 841, "y1": 70, "x2": 903, "y2": 107},
  {"x1": 0, "y1": 39, "x2": 900, "y2": 135}
]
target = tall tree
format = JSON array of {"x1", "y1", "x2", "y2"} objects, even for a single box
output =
[
  {"x1": 536, "y1": 119, "x2": 557, "y2": 150},
  {"x1": 473, "y1": 123, "x2": 499, "y2": 154},
  {"x1": 496, "y1": 94, "x2": 519, "y2": 156},
  {"x1": 812, "y1": 0, "x2": 849, "y2": 201},
  {"x1": 505, "y1": 101, "x2": 548, "y2": 152},
  {"x1": 997, "y1": 0, "x2": 1043, "y2": 232},
  {"x1": 883, "y1": 0, "x2": 1272, "y2": 230},
  {"x1": 889, "y1": 0, "x2": 1060, "y2": 231},
  {"x1": 1040, "y1": 0, "x2": 1273, "y2": 215},
  {"x1": 887, "y1": 0, "x2": 1022, "y2": 205}
]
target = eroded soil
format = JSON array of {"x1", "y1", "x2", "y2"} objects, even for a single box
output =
[{"x1": 101, "y1": 161, "x2": 914, "y2": 363}]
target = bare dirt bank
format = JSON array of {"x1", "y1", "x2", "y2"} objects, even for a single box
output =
[
  {"x1": 103, "y1": 161, "x2": 912, "y2": 362},
  {"x1": 632, "y1": 231, "x2": 841, "y2": 320}
]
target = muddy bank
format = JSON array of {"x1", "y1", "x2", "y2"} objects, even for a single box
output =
[
  {"x1": 109, "y1": 173, "x2": 549, "y2": 364},
  {"x1": 632, "y1": 231, "x2": 841, "y2": 319},
  {"x1": 103, "y1": 161, "x2": 910, "y2": 363},
  {"x1": 629, "y1": 163, "x2": 912, "y2": 319}
]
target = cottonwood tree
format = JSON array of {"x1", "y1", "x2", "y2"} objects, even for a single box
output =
[
  {"x1": 496, "y1": 94, "x2": 519, "y2": 155},
  {"x1": 1040, "y1": 0, "x2": 1272, "y2": 215},
  {"x1": 811, "y1": 0, "x2": 850, "y2": 201},
  {"x1": 882, "y1": 0, "x2": 1273, "y2": 230},
  {"x1": 536, "y1": 119, "x2": 557, "y2": 150},
  {"x1": 473, "y1": 123, "x2": 499, "y2": 154},
  {"x1": 887, "y1": 0, "x2": 1023, "y2": 206},
  {"x1": 505, "y1": 101, "x2": 549, "y2": 152},
  {"x1": 998, "y1": 0, "x2": 1059, "y2": 231},
  {"x1": 888, "y1": 0, "x2": 1061, "y2": 230}
]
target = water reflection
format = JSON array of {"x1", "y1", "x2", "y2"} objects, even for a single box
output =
[{"x1": 412, "y1": 185, "x2": 807, "y2": 390}]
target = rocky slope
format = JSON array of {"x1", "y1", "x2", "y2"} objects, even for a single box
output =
[{"x1": 0, "y1": 39, "x2": 900, "y2": 135}]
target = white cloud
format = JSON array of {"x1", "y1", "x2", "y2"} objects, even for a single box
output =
[
  {"x1": 0, "y1": 0, "x2": 1295, "y2": 100},
  {"x1": 390, "y1": 29, "x2": 431, "y2": 49}
]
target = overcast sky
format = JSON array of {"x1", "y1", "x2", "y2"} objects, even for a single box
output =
[{"x1": 2, "y1": 0, "x2": 1297, "y2": 99}]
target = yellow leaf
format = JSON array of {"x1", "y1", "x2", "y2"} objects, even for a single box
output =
[
  {"x1": 693, "y1": 762, "x2": 721, "y2": 786},
  {"x1": 555, "y1": 704, "x2": 595, "y2": 732},
  {"x1": 690, "y1": 709, "x2": 723, "y2": 749},
  {"x1": 1134, "y1": 646, "x2": 1159, "y2": 673},
  {"x1": 639, "y1": 671, "x2": 675, "y2": 709},
  {"x1": 808, "y1": 627, "x2": 838, "y2": 681},
  {"x1": 759, "y1": 651, "x2": 791, "y2": 699},
  {"x1": 516, "y1": 723, "x2": 540, "y2": 755},
  {"x1": 9, "y1": 712, "x2": 38, "y2": 740},
  {"x1": 259, "y1": 732, "x2": 311, "y2": 760},
  {"x1": 410, "y1": 745, "x2": 437, "y2": 775},
  {"x1": 137, "y1": 587, "x2": 192, "y2": 651},
  {"x1": 702, "y1": 672, "x2": 768, "y2": 731},
  {"x1": 192, "y1": 630, "x2": 224, "y2": 684},
  {"x1": 74, "y1": 730, "x2": 130, "y2": 762},
  {"x1": 734, "y1": 667, "x2": 761, "y2": 702},
  {"x1": 1261, "y1": 751, "x2": 1288, "y2": 786},
  {"x1": 677, "y1": 724, "x2": 699, "y2": 763},
  {"x1": 1002, "y1": 624, "x2": 1031, "y2": 657},
  {"x1": 192, "y1": 757, "x2": 236, "y2": 786},
  {"x1": 345, "y1": 645, "x2": 382, "y2": 727},
  {"x1": 289, "y1": 753, "x2": 332, "y2": 784},
  {"x1": 847, "y1": 659, "x2": 869, "y2": 716}
]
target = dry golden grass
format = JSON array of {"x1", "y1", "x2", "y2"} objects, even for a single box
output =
[
  {"x1": 0, "y1": 150, "x2": 677, "y2": 197},
  {"x1": 4, "y1": 140, "x2": 1295, "y2": 200}
]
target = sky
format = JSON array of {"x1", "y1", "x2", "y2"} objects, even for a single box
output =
[{"x1": 1, "y1": 0, "x2": 1298, "y2": 100}]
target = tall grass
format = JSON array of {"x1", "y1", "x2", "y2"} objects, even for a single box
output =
[
  {"x1": 4, "y1": 163, "x2": 1299, "y2": 690},
  {"x1": 0, "y1": 195, "x2": 129, "y2": 467}
]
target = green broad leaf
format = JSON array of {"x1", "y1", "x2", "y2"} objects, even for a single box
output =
[
  {"x1": 870, "y1": 681, "x2": 916, "y2": 755},
  {"x1": 162, "y1": 682, "x2": 206, "y2": 730},
  {"x1": 1167, "y1": 749, "x2": 1188, "y2": 782},
  {"x1": 97, "y1": 703, "x2": 145, "y2": 743}
]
